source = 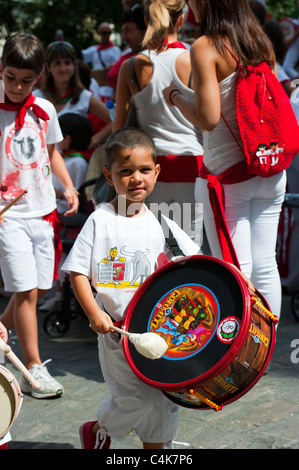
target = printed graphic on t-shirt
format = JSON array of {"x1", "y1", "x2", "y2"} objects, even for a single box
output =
[
  {"x1": 5, "y1": 122, "x2": 50, "y2": 176},
  {"x1": 96, "y1": 246, "x2": 151, "y2": 288}
]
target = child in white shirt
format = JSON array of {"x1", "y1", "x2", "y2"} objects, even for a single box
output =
[{"x1": 62, "y1": 128, "x2": 200, "y2": 449}]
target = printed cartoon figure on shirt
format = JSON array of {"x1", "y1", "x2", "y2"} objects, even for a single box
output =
[
  {"x1": 255, "y1": 143, "x2": 270, "y2": 164},
  {"x1": 97, "y1": 246, "x2": 151, "y2": 288},
  {"x1": 268, "y1": 141, "x2": 284, "y2": 166}
]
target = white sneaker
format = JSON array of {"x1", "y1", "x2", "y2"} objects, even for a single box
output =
[
  {"x1": 21, "y1": 360, "x2": 64, "y2": 398},
  {"x1": 39, "y1": 292, "x2": 62, "y2": 311}
]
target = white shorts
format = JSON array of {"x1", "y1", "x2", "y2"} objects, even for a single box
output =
[
  {"x1": 96, "y1": 333, "x2": 179, "y2": 444},
  {"x1": 0, "y1": 217, "x2": 55, "y2": 292}
]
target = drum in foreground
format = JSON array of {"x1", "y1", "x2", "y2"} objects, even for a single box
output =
[
  {"x1": 0, "y1": 365, "x2": 23, "y2": 438},
  {"x1": 122, "y1": 255, "x2": 278, "y2": 410}
]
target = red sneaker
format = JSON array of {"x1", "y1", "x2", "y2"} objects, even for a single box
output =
[{"x1": 79, "y1": 421, "x2": 111, "y2": 449}]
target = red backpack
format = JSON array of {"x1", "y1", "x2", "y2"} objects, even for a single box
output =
[{"x1": 222, "y1": 45, "x2": 299, "y2": 177}]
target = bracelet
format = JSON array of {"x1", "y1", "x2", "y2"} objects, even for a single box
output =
[
  {"x1": 169, "y1": 88, "x2": 181, "y2": 105},
  {"x1": 64, "y1": 186, "x2": 80, "y2": 196}
]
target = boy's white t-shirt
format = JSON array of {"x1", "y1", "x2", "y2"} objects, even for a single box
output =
[
  {"x1": 62, "y1": 203, "x2": 199, "y2": 322},
  {"x1": 0, "y1": 96, "x2": 63, "y2": 217}
]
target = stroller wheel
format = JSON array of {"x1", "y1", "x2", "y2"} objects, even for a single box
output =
[
  {"x1": 43, "y1": 311, "x2": 71, "y2": 337},
  {"x1": 291, "y1": 290, "x2": 299, "y2": 322}
]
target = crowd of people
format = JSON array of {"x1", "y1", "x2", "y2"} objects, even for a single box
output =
[{"x1": 0, "y1": 0, "x2": 299, "y2": 451}]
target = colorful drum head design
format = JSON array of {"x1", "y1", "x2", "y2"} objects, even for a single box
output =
[
  {"x1": 148, "y1": 284, "x2": 220, "y2": 360},
  {"x1": 123, "y1": 256, "x2": 251, "y2": 391}
]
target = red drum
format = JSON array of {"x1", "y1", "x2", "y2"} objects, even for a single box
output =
[
  {"x1": 122, "y1": 255, "x2": 278, "y2": 411},
  {"x1": 0, "y1": 365, "x2": 23, "y2": 438}
]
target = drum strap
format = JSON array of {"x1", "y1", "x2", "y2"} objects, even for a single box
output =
[{"x1": 157, "y1": 212, "x2": 185, "y2": 257}]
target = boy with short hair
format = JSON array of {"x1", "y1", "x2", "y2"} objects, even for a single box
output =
[
  {"x1": 0, "y1": 33, "x2": 79, "y2": 398},
  {"x1": 62, "y1": 128, "x2": 200, "y2": 449}
]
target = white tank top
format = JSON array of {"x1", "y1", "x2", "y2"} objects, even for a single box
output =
[
  {"x1": 203, "y1": 71, "x2": 244, "y2": 175},
  {"x1": 134, "y1": 48, "x2": 203, "y2": 156}
]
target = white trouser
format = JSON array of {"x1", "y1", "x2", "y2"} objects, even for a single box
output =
[
  {"x1": 96, "y1": 333, "x2": 179, "y2": 444},
  {"x1": 196, "y1": 171, "x2": 286, "y2": 319},
  {"x1": 0, "y1": 216, "x2": 54, "y2": 292}
]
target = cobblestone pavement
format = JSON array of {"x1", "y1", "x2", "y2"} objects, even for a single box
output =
[{"x1": 1, "y1": 291, "x2": 299, "y2": 453}]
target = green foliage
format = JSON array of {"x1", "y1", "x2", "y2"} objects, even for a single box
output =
[
  {"x1": 0, "y1": 0, "x2": 123, "y2": 49},
  {"x1": 265, "y1": 0, "x2": 298, "y2": 20},
  {"x1": 1, "y1": 0, "x2": 299, "y2": 50}
]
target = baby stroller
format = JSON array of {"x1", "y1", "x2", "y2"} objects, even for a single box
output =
[
  {"x1": 280, "y1": 192, "x2": 299, "y2": 322},
  {"x1": 42, "y1": 174, "x2": 115, "y2": 337}
]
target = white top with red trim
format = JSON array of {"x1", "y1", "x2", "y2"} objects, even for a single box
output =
[{"x1": 134, "y1": 48, "x2": 203, "y2": 156}]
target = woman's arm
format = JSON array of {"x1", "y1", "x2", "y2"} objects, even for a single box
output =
[
  {"x1": 70, "y1": 272, "x2": 113, "y2": 334},
  {"x1": 163, "y1": 36, "x2": 222, "y2": 131},
  {"x1": 48, "y1": 144, "x2": 79, "y2": 216},
  {"x1": 113, "y1": 59, "x2": 133, "y2": 131},
  {"x1": 90, "y1": 121, "x2": 113, "y2": 147},
  {"x1": 88, "y1": 95, "x2": 111, "y2": 122}
]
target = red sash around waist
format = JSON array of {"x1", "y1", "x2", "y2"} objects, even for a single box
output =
[
  {"x1": 199, "y1": 160, "x2": 255, "y2": 269},
  {"x1": 157, "y1": 154, "x2": 203, "y2": 183},
  {"x1": 43, "y1": 209, "x2": 63, "y2": 282}
]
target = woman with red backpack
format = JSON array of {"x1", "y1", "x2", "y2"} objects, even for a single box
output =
[{"x1": 163, "y1": 0, "x2": 289, "y2": 321}]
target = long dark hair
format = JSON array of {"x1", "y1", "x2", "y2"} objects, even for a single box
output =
[
  {"x1": 40, "y1": 41, "x2": 84, "y2": 104},
  {"x1": 195, "y1": 0, "x2": 275, "y2": 69}
]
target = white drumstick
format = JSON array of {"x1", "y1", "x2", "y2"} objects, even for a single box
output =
[
  {"x1": 0, "y1": 337, "x2": 40, "y2": 390},
  {"x1": 110, "y1": 325, "x2": 168, "y2": 360}
]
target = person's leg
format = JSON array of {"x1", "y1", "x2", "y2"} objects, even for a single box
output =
[
  {"x1": 197, "y1": 177, "x2": 253, "y2": 277},
  {"x1": 249, "y1": 173, "x2": 286, "y2": 319},
  {"x1": 13, "y1": 289, "x2": 41, "y2": 369},
  {"x1": 143, "y1": 442, "x2": 164, "y2": 449}
]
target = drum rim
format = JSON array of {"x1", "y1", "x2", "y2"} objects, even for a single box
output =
[
  {"x1": 0, "y1": 365, "x2": 22, "y2": 439},
  {"x1": 123, "y1": 255, "x2": 252, "y2": 391}
]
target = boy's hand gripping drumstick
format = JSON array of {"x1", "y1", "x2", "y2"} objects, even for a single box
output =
[
  {"x1": 0, "y1": 337, "x2": 40, "y2": 390},
  {"x1": 110, "y1": 325, "x2": 168, "y2": 360},
  {"x1": 0, "y1": 189, "x2": 28, "y2": 216}
]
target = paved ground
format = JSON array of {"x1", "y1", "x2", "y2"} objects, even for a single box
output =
[{"x1": 1, "y1": 290, "x2": 299, "y2": 454}]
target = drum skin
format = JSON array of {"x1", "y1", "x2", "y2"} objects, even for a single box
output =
[
  {"x1": 122, "y1": 255, "x2": 276, "y2": 410},
  {"x1": 0, "y1": 365, "x2": 23, "y2": 438}
]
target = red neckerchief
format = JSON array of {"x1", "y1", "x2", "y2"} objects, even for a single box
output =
[
  {"x1": 0, "y1": 93, "x2": 49, "y2": 130},
  {"x1": 167, "y1": 41, "x2": 187, "y2": 50},
  {"x1": 97, "y1": 42, "x2": 115, "y2": 51}
]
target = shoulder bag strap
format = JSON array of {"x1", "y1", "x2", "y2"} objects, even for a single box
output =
[
  {"x1": 130, "y1": 56, "x2": 141, "y2": 92},
  {"x1": 157, "y1": 212, "x2": 185, "y2": 257}
]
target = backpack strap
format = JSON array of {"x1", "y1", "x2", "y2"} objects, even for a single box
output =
[
  {"x1": 129, "y1": 57, "x2": 141, "y2": 92},
  {"x1": 223, "y1": 43, "x2": 242, "y2": 70},
  {"x1": 157, "y1": 212, "x2": 185, "y2": 257}
]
